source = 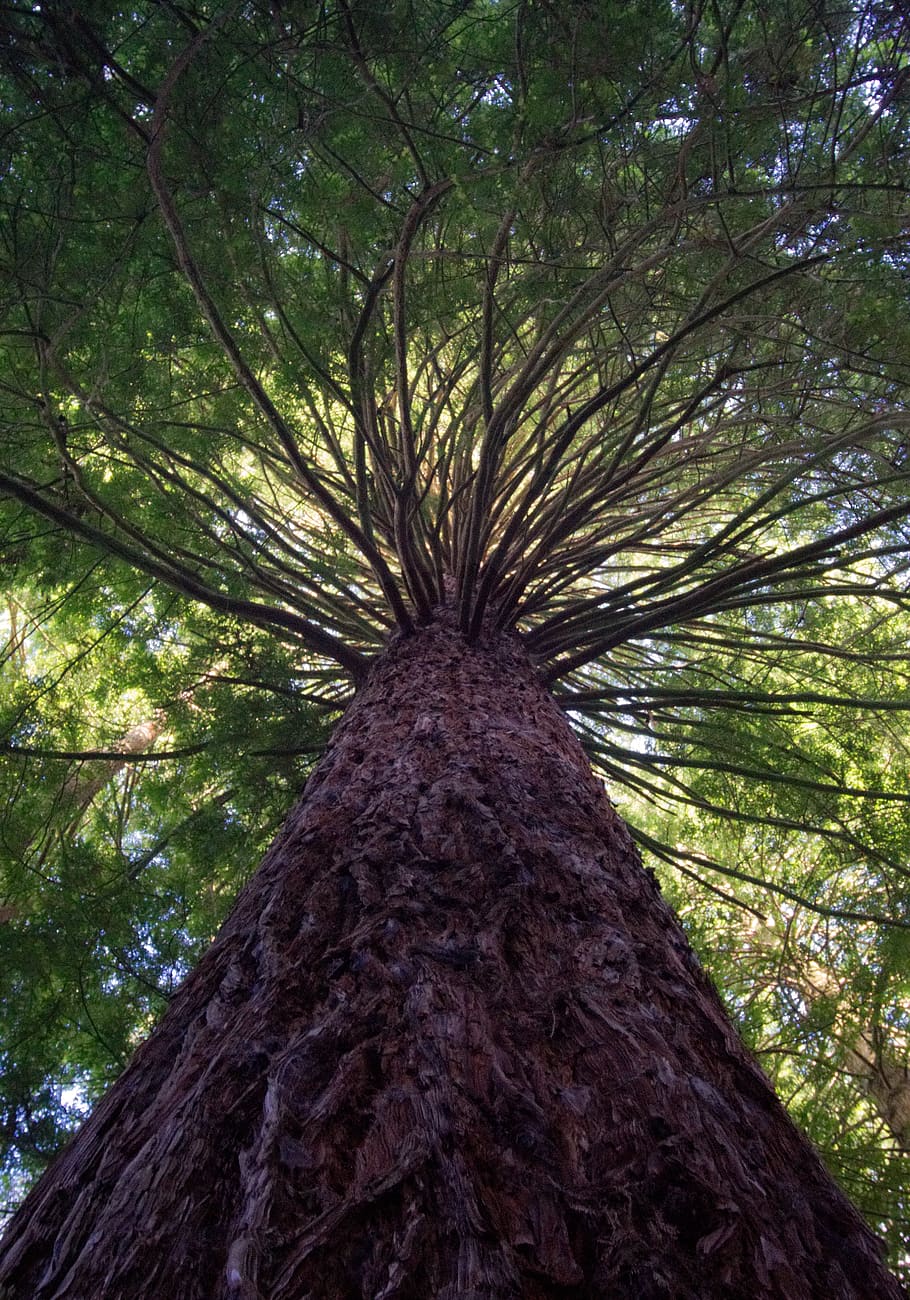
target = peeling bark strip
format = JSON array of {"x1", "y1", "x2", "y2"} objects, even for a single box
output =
[{"x1": 0, "y1": 617, "x2": 904, "y2": 1299}]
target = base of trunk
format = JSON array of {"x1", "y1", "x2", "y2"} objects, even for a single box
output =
[{"x1": 0, "y1": 618, "x2": 903, "y2": 1298}]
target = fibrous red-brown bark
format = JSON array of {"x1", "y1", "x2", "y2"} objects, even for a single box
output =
[{"x1": 0, "y1": 616, "x2": 904, "y2": 1298}]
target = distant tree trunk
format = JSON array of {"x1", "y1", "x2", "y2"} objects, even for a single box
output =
[
  {"x1": 0, "y1": 615, "x2": 903, "y2": 1299},
  {"x1": 847, "y1": 1035, "x2": 910, "y2": 1150},
  {"x1": 745, "y1": 922, "x2": 910, "y2": 1149},
  {"x1": 59, "y1": 715, "x2": 164, "y2": 817}
]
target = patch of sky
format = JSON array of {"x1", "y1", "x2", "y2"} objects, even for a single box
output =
[
  {"x1": 480, "y1": 75, "x2": 513, "y2": 108},
  {"x1": 59, "y1": 1079, "x2": 92, "y2": 1117}
]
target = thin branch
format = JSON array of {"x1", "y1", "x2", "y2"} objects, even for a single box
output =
[{"x1": 0, "y1": 469, "x2": 370, "y2": 678}]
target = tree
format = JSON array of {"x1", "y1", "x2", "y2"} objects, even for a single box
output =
[{"x1": 1, "y1": 0, "x2": 909, "y2": 1293}]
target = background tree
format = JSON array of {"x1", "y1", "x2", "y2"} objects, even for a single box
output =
[{"x1": 1, "y1": 0, "x2": 910, "y2": 1292}]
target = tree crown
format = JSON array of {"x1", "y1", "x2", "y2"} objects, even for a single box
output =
[{"x1": 1, "y1": 0, "x2": 910, "y2": 1268}]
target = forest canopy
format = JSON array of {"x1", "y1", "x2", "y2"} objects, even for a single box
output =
[{"x1": 1, "y1": 0, "x2": 909, "y2": 1275}]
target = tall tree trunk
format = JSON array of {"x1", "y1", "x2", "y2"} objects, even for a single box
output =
[{"x1": 0, "y1": 616, "x2": 903, "y2": 1299}]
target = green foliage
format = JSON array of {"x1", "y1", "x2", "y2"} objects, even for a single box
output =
[
  {"x1": 0, "y1": 0, "x2": 909, "y2": 1274},
  {"x1": 0, "y1": 579, "x2": 335, "y2": 1197}
]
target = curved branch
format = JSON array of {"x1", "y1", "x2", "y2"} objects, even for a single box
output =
[
  {"x1": 632, "y1": 828, "x2": 910, "y2": 931},
  {"x1": 541, "y1": 491, "x2": 910, "y2": 681},
  {"x1": 0, "y1": 470, "x2": 370, "y2": 679},
  {"x1": 145, "y1": 19, "x2": 413, "y2": 632}
]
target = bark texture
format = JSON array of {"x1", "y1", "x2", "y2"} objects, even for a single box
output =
[{"x1": 0, "y1": 616, "x2": 904, "y2": 1299}]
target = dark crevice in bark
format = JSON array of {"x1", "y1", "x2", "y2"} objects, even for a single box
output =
[{"x1": 0, "y1": 613, "x2": 904, "y2": 1298}]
